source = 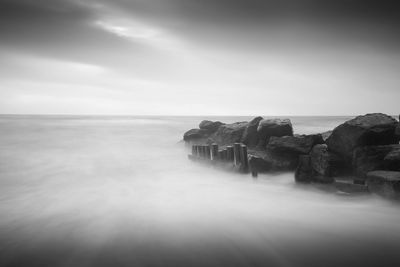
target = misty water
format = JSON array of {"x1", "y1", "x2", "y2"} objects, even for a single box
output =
[{"x1": 0, "y1": 115, "x2": 399, "y2": 267}]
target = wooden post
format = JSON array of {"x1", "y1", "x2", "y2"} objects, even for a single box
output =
[
  {"x1": 202, "y1": 145, "x2": 207, "y2": 159},
  {"x1": 218, "y1": 150, "x2": 224, "y2": 161},
  {"x1": 221, "y1": 149, "x2": 227, "y2": 161},
  {"x1": 226, "y1": 146, "x2": 234, "y2": 162},
  {"x1": 211, "y1": 143, "x2": 219, "y2": 160},
  {"x1": 195, "y1": 145, "x2": 200, "y2": 157},
  {"x1": 199, "y1": 145, "x2": 206, "y2": 159},
  {"x1": 205, "y1": 145, "x2": 211, "y2": 160},
  {"x1": 192, "y1": 145, "x2": 196, "y2": 156},
  {"x1": 251, "y1": 171, "x2": 258, "y2": 178},
  {"x1": 234, "y1": 143, "x2": 241, "y2": 166},
  {"x1": 218, "y1": 149, "x2": 227, "y2": 161},
  {"x1": 240, "y1": 145, "x2": 249, "y2": 172}
]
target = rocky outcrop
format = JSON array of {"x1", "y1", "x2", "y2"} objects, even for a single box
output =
[
  {"x1": 264, "y1": 134, "x2": 324, "y2": 171},
  {"x1": 295, "y1": 155, "x2": 313, "y2": 183},
  {"x1": 396, "y1": 123, "x2": 400, "y2": 142},
  {"x1": 334, "y1": 180, "x2": 369, "y2": 194},
  {"x1": 384, "y1": 146, "x2": 400, "y2": 168},
  {"x1": 267, "y1": 134, "x2": 324, "y2": 155},
  {"x1": 241, "y1": 116, "x2": 263, "y2": 148},
  {"x1": 295, "y1": 154, "x2": 334, "y2": 183},
  {"x1": 366, "y1": 170, "x2": 400, "y2": 199},
  {"x1": 183, "y1": 129, "x2": 209, "y2": 142},
  {"x1": 184, "y1": 120, "x2": 225, "y2": 142},
  {"x1": 248, "y1": 154, "x2": 272, "y2": 173},
  {"x1": 310, "y1": 144, "x2": 348, "y2": 177},
  {"x1": 199, "y1": 120, "x2": 224, "y2": 132},
  {"x1": 211, "y1": 122, "x2": 248, "y2": 146},
  {"x1": 257, "y1": 118, "x2": 293, "y2": 147},
  {"x1": 320, "y1": 130, "x2": 333, "y2": 142},
  {"x1": 183, "y1": 113, "x2": 400, "y2": 199},
  {"x1": 353, "y1": 145, "x2": 400, "y2": 179},
  {"x1": 327, "y1": 113, "x2": 398, "y2": 162}
]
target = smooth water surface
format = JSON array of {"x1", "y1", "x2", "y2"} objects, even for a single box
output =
[{"x1": 0, "y1": 115, "x2": 399, "y2": 267}]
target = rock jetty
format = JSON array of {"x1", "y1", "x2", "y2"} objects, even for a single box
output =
[{"x1": 183, "y1": 113, "x2": 400, "y2": 200}]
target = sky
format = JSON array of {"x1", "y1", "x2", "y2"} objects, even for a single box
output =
[{"x1": 0, "y1": 0, "x2": 399, "y2": 116}]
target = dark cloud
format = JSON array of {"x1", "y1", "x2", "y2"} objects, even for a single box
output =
[
  {"x1": 0, "y1": 0, "x2": 174, "y2": 78},
  {"x1": 2, "y1": 0, "x2": 400, "y2": 56},
  {"x1": 90, "y1": 0, "x2": 400, "y2": 55}
]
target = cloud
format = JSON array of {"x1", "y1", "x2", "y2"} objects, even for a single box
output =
[{"x1": 0, "y1": 0, "x2": 400, "y2": 115}]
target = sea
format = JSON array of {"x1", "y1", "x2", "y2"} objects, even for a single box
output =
[{"x1": 0, "y1": 115, "x2": 399, "y2": 267}]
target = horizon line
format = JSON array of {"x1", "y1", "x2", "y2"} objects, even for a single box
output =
[{"x1": 0, "y1": 113, "x2": 396, "y2": 118}]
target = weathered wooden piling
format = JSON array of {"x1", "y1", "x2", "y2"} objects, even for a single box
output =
[
  {"x1": 240, "y1": 145, "x2": 249, "y2": 172},
  {"x1": 226, "y1": 146, "x2": 234, "y2": 162},
  {"x1": 205, "y1": 145, "x2": 211, "y2": 159},
  {"x1": 221, "y1": 149, "x2": 227, "y2": 161},
  {"x1": 202, "y1": 145, "x2": 208, "y2": 159},
  {"x1": 233, "y1": 143, "x2": 242, "y2": 166},
  {"x1": 211, "y1": 143, "x2": 219, "y2": 160},
  {"x1": 218, "y1": 150, "x2": 224, "y2": 161},
  {"x1": 199, "y1": 145, "x2": 206, "y2": 159},
  {"x1": 217, "y1": 149, "x2": 227, "y2": 161}
]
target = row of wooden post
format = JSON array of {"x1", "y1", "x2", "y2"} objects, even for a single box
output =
[{"x1": 191, "y1": 143, "x2": 249, "y2": 172}]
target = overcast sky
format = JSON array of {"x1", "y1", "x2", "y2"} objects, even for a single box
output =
[{"x1": 1, "y1": 0, "x2": 399, "y2": 115}]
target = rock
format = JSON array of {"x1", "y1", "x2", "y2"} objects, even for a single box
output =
[
  {"x1": 241, "y1": 116, "x2": 263, "y2": 148},
  {"x1": 353, "y1": 144, "x2": 400, "y2": 179},
  {"x1": 384, "y1": 146, "x2": 400, "y2": 168},
  {"x1": 267, "y1": 134, "x2": 324, "y2": 155},
  {"x1": 183, "y1": 128, "x2": 209, "y2": 142},
  {"x1": 366, "y1": 170, "x2": 400, "y2": 199},
  {"x1": 250, "y1": 149, "x2": 296, "y2": 171},
  {"x1": 321, "y1": 130, "x2": 333, "y2": 142},
  {"x1": 310, "y1": 144, "x2": 348, "y2": 177},
  {"x1": 295, "y1": 155, "x2": 313, "y2": 183},
  {"x1": 211, "y1": 122, "x2": 248, "y2": 145},
  {"x1": 248, "y1": 154, "x2": 272, "y2": 173},
  {"x1": 295, "y1": 154, "x2": 335, "y2": 184},
  {"x1": 334, "y1": 180, "x2": 369, "y2": 194},
  {"x1": 313, "y1": 174, "x2": 335, "y2": 184},
  {"x1": 264, "y1": 134, "x2": 324, "y2": 171},
  {"x1": 327, "y1": 113, "x2": 398, "y2": 161},
  {"x1": 199, "y1": 120, "x2": 224, "y2": 132},
  {"x1": 256, "y1": 118, "x2": 293, "y2": 147},
  {"x1": 396, "y1": 123, "x2": 400, "y2": 142},
  {"x1": 267, "y1": 152, "x2": 299, "y2": 170}
]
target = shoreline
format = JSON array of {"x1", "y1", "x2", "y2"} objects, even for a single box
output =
[{"x1": 183, "y1": 113, "x2": 400, "y2": 200}]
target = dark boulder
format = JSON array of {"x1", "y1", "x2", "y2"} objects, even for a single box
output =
[
  {"x1": 241, "y1": 116, "x2": 263, "y2": 148},
  {"x1": 321, "y1": 130, "x2": 333, "y2": 142},
  {"x1": 333, "y1": 179, "x2": 369, "y2": 194},
  {"x1": 366, "y1": 170, "x2": 400, "y2": 199},
  {"x1": 267, "y1": 152, "x2": 299, "y2": 170},
  {"x1": 384, "y1": 146, "x2": 400, "y2": 169},
  {"x1": 295, "y1": 155, "x2": 313, "y2": 183},
  {"x1": 199, "y1": 120, "x2": 224, "y2": 132},
  {"x1": 249, "y1": 149, "x2": 296, "y2": 171},
  {"x1": 183, "y1": 128, "x2": 209, "y2": 142},
  {"x1": 353, "y1": 144, "x2": 400, "y2": 179},
  {"x1": 295, "y1": 154, "x2": 335, "y2": 184},
  {"x1": 267, "y1": 134, "x2": 324, "y2": 155},
  {"x1": 256, "y1": 118, "x2": 293, "y2": 147},
  {"x1": 248, "y1": 154, "x2": 272, "y2": 173},
  {"x1": 211, "y1": 122, "x2": 248, "y2": 146},
  {"x1": 396, "y1": 123, "x2": 400, "y2": 142},
  {"x1": 327, "y1": 113, "x2": 398, "y2": 162},
  {"x1": 310, "y1": 144, "x2": 348, "y2": 177},
  {"x1": 264, "y1": 134, "x2": 324, "y2": 170}
]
